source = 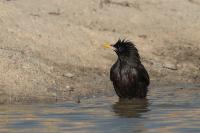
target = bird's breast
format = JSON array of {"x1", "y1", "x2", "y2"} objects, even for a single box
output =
[{"x1": 111, "y1": 63, "x2": 137, "y2": 88}]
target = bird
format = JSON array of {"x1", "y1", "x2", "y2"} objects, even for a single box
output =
[{"x1": 104, "y1": 39, "x2": 150, "y2": 99}]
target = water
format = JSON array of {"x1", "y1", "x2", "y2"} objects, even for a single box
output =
[{"x1": 0, "y1": 84, "x2": 200, "y2": 133}]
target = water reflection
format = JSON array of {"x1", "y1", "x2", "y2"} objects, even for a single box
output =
[
  {"x1": 112, "y1": 98, "x2": 149, "y2": 118},
  {"x1": 0, "y1": 84, "x2": 199, "y2": 133}
]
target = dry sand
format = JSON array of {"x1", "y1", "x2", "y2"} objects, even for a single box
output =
[{"x1": 0, "y1": 0, "x2": 199, "y2": 103}]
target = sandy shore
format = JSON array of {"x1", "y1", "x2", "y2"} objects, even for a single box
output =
[{"x1": 0, "y1": 0, "x2": 199, "y2": 103}]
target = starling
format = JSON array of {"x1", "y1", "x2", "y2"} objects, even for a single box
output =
[{"x1": 104, "y1": 39, "x2": 150, "y2": 99}]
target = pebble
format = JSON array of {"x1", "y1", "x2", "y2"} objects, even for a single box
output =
[
  {"x1": 163, "y1": 62, "x2": 178, "y2": 70},
  {"x1": 63, "y1": 73, "x2": 74, "y2": 78}
]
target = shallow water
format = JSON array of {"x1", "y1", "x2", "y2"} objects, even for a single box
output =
[{"x1": 0, "y1": 84, "x2": 200, "y2": 133}]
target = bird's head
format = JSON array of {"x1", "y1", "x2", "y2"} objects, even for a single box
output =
[{"x1": 104, "y1": 39, "x2": 140, "y2": 59}]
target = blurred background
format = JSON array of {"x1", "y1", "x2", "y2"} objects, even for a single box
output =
[{"x1": 0, "y1": 0, "x2": 199, "y2": 103}]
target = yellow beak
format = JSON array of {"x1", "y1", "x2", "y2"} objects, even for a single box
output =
[{"x1": 103, "y1": 42, "x2": 112, "y2": 48}]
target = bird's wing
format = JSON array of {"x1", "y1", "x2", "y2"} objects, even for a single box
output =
[
  {"x1": 110, "y1": 62, "x2": 119, "y2": 82},
  {"x1": 137, "y1": 64, "x2": 150, "y2": 86}
]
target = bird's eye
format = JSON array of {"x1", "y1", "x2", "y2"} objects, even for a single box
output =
[{"x1": 118, "y1": 47, "x2": 124, "y2": 52}]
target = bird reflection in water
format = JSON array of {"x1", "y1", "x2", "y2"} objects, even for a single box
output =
[{"x1": 112, "y1": 98, "x2": 149, "y2": 118}]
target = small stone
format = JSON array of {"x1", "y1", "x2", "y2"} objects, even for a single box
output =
[
  {"x1": 138, "y1": 34, "x2": 147, "y2": 39},
  {"x1": 63, "y1": 73, "x2": 74, "y2": 78},
  {"x1": 163, "y1": 62, "x2": 178, "y2": 70},
  {"x1": 52, "y1": 92, "x2": 57, "y2": 97},
  {"x1": 66, "y1": 86, "x2": 74, "y2": 91},
  {"x1": 66, "y1": 85, "x2": 70, "y2": 89}
]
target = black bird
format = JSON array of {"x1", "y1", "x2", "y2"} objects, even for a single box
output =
[{"x1": 104, "y1": 39, "x2": 150, "y2": 99}]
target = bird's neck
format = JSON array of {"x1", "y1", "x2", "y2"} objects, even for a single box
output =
[{"x1": 118, "y1": 53, "x2": 141, "y2": 66}]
